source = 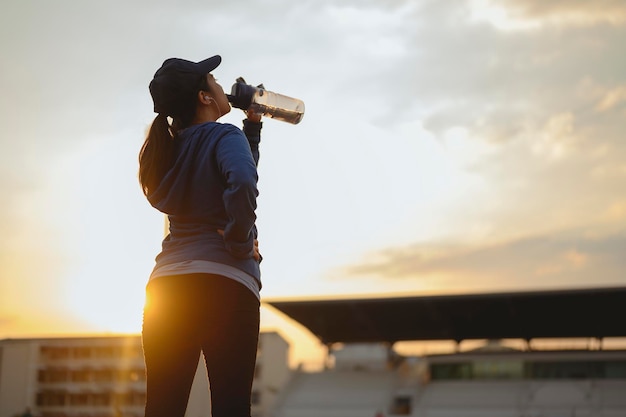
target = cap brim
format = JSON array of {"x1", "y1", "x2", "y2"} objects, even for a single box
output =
[{"x1": 196, "y1": 55, "x2": 221, "y2": 73}]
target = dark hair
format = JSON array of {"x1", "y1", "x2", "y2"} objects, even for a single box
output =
[{"x1": 139, "y1": 75, "x2": 210, "y2": 196}]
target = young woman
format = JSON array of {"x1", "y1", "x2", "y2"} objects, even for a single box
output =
[{"x1": 139, "y1": 55, "x2": 262, "y2": 417}]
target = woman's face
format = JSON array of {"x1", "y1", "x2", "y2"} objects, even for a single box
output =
[{"x1": 206, "y1": 73, "x2": 231, "y2": 118}]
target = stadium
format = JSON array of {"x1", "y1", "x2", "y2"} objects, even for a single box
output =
[
  {"x1": 265, "y1": 285, "x2": 626, "y2": 417},
  {"x1": 1, "y1": 286, "x2": 625, "y2": 417}
]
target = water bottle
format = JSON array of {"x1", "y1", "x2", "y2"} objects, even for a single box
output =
[{"x1": 226, "y1": 77, "x2": 305, "y2": 125}]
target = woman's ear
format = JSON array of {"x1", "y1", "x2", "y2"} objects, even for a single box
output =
[{"x1": 198, "y1": 91, "x2": 213, "y2": 105}]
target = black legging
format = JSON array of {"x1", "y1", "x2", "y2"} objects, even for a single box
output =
[{"x1": 142, "y1": 273, "x2": 260, "y2": 417}]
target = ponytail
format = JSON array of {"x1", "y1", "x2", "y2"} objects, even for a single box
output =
[
  {"x1": 138, "y1": 114, "x2": 175, "y2": 197},
  {"x1": 139, "y1": 74, "x2": 210, "y2": 196}
]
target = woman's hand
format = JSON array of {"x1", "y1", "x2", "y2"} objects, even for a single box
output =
[
  {"x1": 218, "y1": 229, "x2": 261, "y2": 262},
  {"x1": 245, "y1": 109, "x2": 262, "y2": 123},
  {"x1": 253, "y1": 237, "x2": 261, "y2": 262}
]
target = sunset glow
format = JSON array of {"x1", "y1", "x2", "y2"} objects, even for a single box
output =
[{"x1": 1, "y1": 0, "x2": 625, "y2": 365}]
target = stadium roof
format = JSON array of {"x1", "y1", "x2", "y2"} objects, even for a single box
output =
[{"x1": 265, "y1": 286, "x2": 626, "y2": 345}]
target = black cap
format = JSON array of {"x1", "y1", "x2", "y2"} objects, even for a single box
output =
[{"x1": 149, "y1": 55, "x2": 222, "y2": 116}]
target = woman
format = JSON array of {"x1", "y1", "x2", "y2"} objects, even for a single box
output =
[{"x1": 139, "y1": 55, "x2": 262, "y2": 417}]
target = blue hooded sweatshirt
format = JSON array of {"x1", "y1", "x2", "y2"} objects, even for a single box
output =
[{"x1": 146, "y1": 120, "x2": 261, "y2": 293}]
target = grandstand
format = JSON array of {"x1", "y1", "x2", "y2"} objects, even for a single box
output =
[{"x1": 266, "y1": 286, "x2": 626, "y2": 417}]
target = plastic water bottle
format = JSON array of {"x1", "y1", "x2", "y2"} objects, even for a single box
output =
[{"x1": 227, "y1": 77, "x2": 305, "y2": 125}]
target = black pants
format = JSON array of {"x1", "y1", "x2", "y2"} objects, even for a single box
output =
[{"x1": 142, "y1": 273, "x2": 260, "y2": 417}]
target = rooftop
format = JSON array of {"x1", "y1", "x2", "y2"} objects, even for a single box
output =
[{"x1": 266, "y1": 286, "x2": 626, "y2": 345}]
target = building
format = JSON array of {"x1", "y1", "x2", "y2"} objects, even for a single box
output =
[
  {"x1": 4, "y1": 286, "x2": 626, "y2": 417},
  {"x1": 0, "y1": 331, "x2": 290, "y2": 417},
  {"x1": 267, "y1": 286, "x2": 626, "y2": 417},
  {"x1": 185, "y1": 330, "x2": 291, "y2": 417},
  {"x1": 0, "y1": 335, "x2": 145, "y2": 417}
]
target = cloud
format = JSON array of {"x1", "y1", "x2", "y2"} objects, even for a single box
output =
[
  {"x1": 340, "y1": 227, "x2": 626, "y2": 291},
  {"x1": 595, "y1": 85, "x2": 626, "y2": 112},
  {"x1": 1, "y1": 0, "x2": 625, "y2": 329},
  {"x1": 414, "y1": 20, "x2": 626, "y2": 144},
  {"x1": 604, "y1": 200, "x2": 626, "y2": 222},
  {"x1": 375, "y1": 1, "x2": 626, "y2": 241},
  {"x1": 499, "y1": 0, "x2": 626, "y2": 26},
  {"x1": 268, "y1": 0, "x2": 626, "y2": 296},
  {"x1": 466, "y1": 0, "x2": 626, "y2": 30}
]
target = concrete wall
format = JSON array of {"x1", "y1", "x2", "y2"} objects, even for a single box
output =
[{"x1": 0, "y1": 341, "x2": 38, "y2": 417}]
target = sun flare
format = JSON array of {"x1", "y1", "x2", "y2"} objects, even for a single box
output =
[{"x1": 65, "y1": 273, "x2": 146, "y2": 334}]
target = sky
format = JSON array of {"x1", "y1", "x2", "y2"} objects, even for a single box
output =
[{"x1": 1, "y1": 0, "x2": 625, "y2": 367}]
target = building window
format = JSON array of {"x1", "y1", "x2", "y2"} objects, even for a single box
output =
[
  {"x1": 72, "y1": 347, "x2": 92, "y2": 358},
  {"x1": 114, "y1": 392, "x2": 132, "y2": 406},
  {"x1": 473, "y1": 360, "x2": 523, "y2": 379},
  {"x1": 69, "y1": 393, "x2": 89, "y2": 406},
  {"x1": 430, "y1": 363, "x2": 472, "y2": 380},
  {"x1": 71, "y1": 369, "x2": 91, "y2": 382},
  {"x1": 114, "y1": 368, "x2": 145, "y2": 382},
  {"x1": 526, "y1": 360, "x2": 604, "y2": 379},
  {"x1": 94, "y1": 369, "x2": 114, "y2": 382},
  {"x1": 92, "y1": 392, "x2": 112, "y2": 406},
  {"x1": 38, "y1": 368, "x2": 69, "y2": 383},
  {"x1": 431, "y1": 359, "x2": 626, "y2": 381},
  {"x1": 36, "y1": 391, "x2": 67, "y2": 406},
  {"x1": 42, "y1": 347, "x2": 70, "y2": 360},
  {"x1": 94, "y1": 346, "x2": 116, "y2": 358}
]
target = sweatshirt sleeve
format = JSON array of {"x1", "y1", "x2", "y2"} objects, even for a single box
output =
[
  {"x1": 242, "y1": 119, "x2": 262, "y2": 167},
  {"x1": 216, "y1": 127, "x2": 259, "y2": 259}
]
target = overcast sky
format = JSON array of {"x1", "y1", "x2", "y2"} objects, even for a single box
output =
[{"x1": 1, "y1": 0, "x2": 625, "y2": 364}]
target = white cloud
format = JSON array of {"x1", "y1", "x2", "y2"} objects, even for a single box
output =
[
  {"x1": 469, "y1": 0, "x2": 626, "y2": 30},
  {"x1": 595, "y1": 85, "x2": 626, "y2": 112},
  {"x1": 530, "y1": 112, "x2": 577, "y2": 160},
  {"x1": 341, "y1": 228, "x2": 626, "y2": 292}
]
